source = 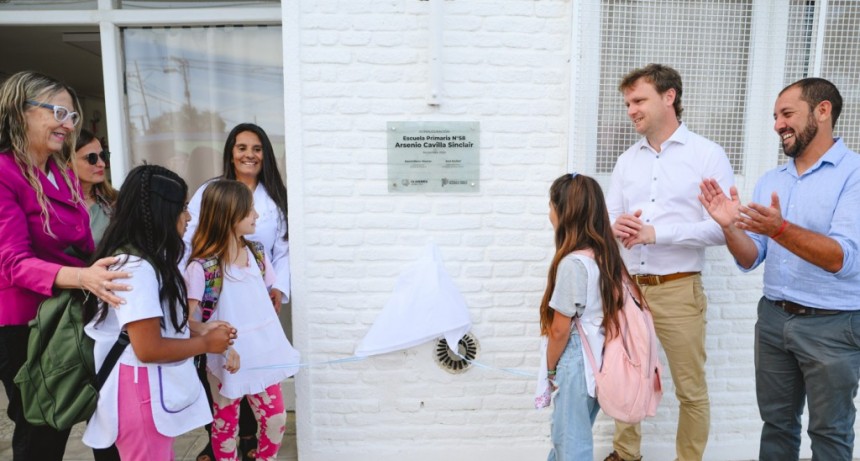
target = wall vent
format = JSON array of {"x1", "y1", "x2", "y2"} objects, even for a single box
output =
[{"x1": 434, "y1": 333, "x2": 479, "y2": 374}]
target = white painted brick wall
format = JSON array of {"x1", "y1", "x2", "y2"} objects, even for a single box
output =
[{"x1": 284, "y1": 1, "x2": 860, "y2": 460}]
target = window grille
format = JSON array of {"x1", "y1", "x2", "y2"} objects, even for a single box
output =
[
  {"x1": 583, "y1": 0, "x2": 753, "y2": 174},
  {"x1": 123, "y1": 25, "x2": 284, "y2": 192},
  {"x1": 783, "y1": 0, "x2": 860, "y2": 162}
]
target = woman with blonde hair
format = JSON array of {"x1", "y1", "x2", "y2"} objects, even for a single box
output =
[{"x1": 0, "y1": 71, "x2": 129, "y2": 460}]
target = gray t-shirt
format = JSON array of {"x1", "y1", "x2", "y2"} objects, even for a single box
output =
[{"x1": 549, "y1": 254, "x2": 588, "y2": 318}]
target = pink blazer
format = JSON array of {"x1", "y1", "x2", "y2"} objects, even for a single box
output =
[{"x1": 0, "y1": 151, "x2": 94, "y2": 325}]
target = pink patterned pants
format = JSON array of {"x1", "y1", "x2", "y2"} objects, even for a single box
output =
[{"x1": 207, "y1": 374, "x2": 286, "y2": 461}]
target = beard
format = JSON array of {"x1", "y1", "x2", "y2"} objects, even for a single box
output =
[{"x1": 782, "y1": 113, "x2": 817, "y2": 158}]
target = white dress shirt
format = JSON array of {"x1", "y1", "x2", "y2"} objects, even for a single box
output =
[{"x1": 606, "y1": 123, "x2": 735, "y2": 275}]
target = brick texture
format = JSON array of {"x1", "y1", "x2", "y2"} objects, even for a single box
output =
[{"x1": 285, "y1": 2, "x2": 837, "y2": 460}]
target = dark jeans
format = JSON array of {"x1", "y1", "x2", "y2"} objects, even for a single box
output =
[
  {"x1": 92, "y1": 446, "x2": 121, "y2": 461},
  {"x1": 0, "y1": 325, "x2": 71, "y2": 461},
  {"x1": 756, "y1": 297, "x2": 860, "y2": 461},
  {"x1": 238, "y1": 397, "x2": 258, "y2": 438}
]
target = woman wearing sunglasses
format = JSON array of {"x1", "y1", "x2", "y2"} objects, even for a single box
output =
[
  {"x1": 72, "y1": 129, "x2": 116, "y2": 247},
  {"x1": 69, "y1": 129, "x2": 123, "y2": 461},
  {"x1": 0, "y1": 71, "x2": 131, "y2": 461}
]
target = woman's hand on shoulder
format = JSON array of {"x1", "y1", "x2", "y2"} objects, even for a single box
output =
[{"x1": 59, "y1": 256, "x2": 131, "y2": 308}]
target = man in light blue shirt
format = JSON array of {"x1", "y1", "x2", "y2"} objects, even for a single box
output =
[{"x1": 700, "y1": 78, "x2": 860, "y2": 460}]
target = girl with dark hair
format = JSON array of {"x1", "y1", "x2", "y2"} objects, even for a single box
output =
[
  {"x1": 184, "y1": 123, "x2": 290, "y2": 461},
  {"x1": 0, "y1": 70, "x2": 130, "y2": 460},
  {"x1": 71, "y1": 128, "x2": 116, "y2": 246},
  {"x1": 186, "y1": 179, "x2": 299, "y2": 461},
  {"x1": 81, "y1": 164, "x2": 236, "y2": 461},
  {"x1": 540, "y1": 173, "x2": 643, "y2": 460}
]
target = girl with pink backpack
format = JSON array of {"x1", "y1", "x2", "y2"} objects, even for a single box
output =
[{"x1": 538, "y1": 173, "x2": 655, "y2": 460}]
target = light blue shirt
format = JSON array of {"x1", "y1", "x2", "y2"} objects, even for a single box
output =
[{"x1": 740, "y1": 138, "x2": 860, "y2": 310}]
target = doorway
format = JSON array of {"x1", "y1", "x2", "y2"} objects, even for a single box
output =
[
  {"x1": 0, "y1": 26, "x2": 108, "y2": 145},
  {"x1": 0, "y1": 25, "x2": 297, "y2": 460}
]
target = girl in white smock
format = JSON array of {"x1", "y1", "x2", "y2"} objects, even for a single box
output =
[
  {"x1": 82, "y1": 165, "x2": 235, "y2": 461},
  {"x1": 185, "y1": 179, "x2": 300, "y2": 461},
  {"x1": 183, "y1": 123, "x2": 291, "y2": 461}
]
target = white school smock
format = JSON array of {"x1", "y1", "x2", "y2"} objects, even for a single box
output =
[
  {"x1": 82, "y1": 256, "x2": 212, "y2": 449},
  {"x1": 185, "y1": 247, "x2": 300, "y2": 399}
]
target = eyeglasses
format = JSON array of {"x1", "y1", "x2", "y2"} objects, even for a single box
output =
[
  {"x1": 82, "y1": 151, "x2": 109, "y2": 166},
  {"x1": 26, "y1": 100, "x2": 81, "y2": 127}
]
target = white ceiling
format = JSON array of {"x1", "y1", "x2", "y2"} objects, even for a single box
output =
[{"x1": 0, "y1": 25, "x2": 104, "y2": 99}]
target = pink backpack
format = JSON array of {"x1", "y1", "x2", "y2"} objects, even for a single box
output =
[{"x1": 574, "y1": 277, "x2": 663, "y2": 424}]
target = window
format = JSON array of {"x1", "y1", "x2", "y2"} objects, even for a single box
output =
[
  {"x1": 0, "y1": 0, "x2": 96, "y2": 10},
  {"x1": 123, "y1": 25, "x2": 284, "y2": 192},
  {"x1": 120, "y1": 0, "x2": 278, "y2": 8},
  {"x1": 578, "y1": 0, "x2": 860, "y2": 176},
  {"x1": 782, "y1": 0, "x2": 860, "y2": 162},
  {"x1": 577, "y1": 0, "x2": 753, "y2": 174}
]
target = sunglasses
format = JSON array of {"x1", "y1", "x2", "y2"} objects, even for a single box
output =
[
  {"x1": 26, "y1": 100, "x2": 81, "y2": 127},
  {"x1": 82, "y1": 151, "x2": 110, "y2": 166}
]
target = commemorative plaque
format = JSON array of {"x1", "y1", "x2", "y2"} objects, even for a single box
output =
[{"x1": 387, "y1": 121, "x2": 479, "y2": 193}]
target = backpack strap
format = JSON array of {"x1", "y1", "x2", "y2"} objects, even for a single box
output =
[
  {"x1": 568, "y1": 249, "x2": 603, "y2": 373},
  {"x1": 246, "y1": 240, "x2": 266, "y2": 279},
  {"x1": 575, "y1": 288, "x2": 637, "y2": 370},
  {"x1": 194, "y1": 256, "x2": 222, "y2": 322},
  {"x1": 95, "y1": 331, "x2": 130, "y2": 391},
  {"x1": 194, "y1": 241, "x2": 265, "y2": 322},
  {"x1": 574, "y1": 280, "x2": 639, "y2": 373},
  {"x1": 574, "y1": 316, "x2": 602, "y2": 375}
]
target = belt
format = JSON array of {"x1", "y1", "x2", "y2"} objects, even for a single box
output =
[
  {"x1": 632, "y1": 271, "x2": 700, "y2": 286},
  {"x1": 769, "y1": 299, "x2": 841, "y2": 316}
]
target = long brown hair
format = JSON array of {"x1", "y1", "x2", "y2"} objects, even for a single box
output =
[
  {"x1": 539, "y1": 173, "x2": 640, "y2": 339},
  {"x1": 189, "y1": 179, "x2": 254, "y2": 270}
]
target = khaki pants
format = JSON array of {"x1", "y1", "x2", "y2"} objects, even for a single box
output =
[{"x1": 613, "y1": 274, "x2": 710, "y2": 461}]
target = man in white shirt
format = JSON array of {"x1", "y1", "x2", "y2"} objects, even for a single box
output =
[{"x1": 604, "y1": 64, "x2": 734, "y2": 461}]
